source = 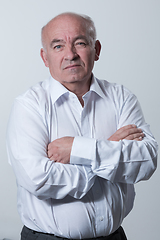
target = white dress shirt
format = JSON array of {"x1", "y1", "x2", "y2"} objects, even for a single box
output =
[{"x1": 6, "y1": 75, "x2": 158, "y2": 238}]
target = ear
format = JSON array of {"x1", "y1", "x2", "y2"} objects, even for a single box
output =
[
  {"x1": 94, "y1": 40, "x2": 101, "y2": 61},
  {"x1": 40, "y1": 48, "x2": 49, "y2": 67}
]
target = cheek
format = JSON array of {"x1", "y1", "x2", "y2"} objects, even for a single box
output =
[
  {"x1": 48, "y1": 55, "x2": 61, "y2": 70},
  {"x1": 85, "y1": 54, "x2": 95, "y2": 70},
  {"x1": 82, "y1": 50, "x2": 95, "y2": 66}
]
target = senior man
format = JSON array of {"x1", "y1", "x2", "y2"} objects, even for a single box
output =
[{"x1": 7, "y1": 12, "x2": 158, "y2": 240}]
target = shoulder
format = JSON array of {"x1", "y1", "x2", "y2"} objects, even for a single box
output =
[
  {"x1": 97, "y1": 78, "x2": 132, "y2": 95},
  {"x1": 96, "y1": 78, "x2": 136, "y2": 102},
  {"x1": 17, "y1": 78, "x2": 50, "y2": 102},
  {"x1": 13, "y1": 78, "x2": 51, "y2": 117},
  {"x1": 95, "y1": 78, "x2": 139, "y2": 115},
  {"x1": 15, "y1": 78, "x2": 50, "y2": 105}
]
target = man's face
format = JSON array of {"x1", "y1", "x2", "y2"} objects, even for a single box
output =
[{"x1": 41, "y1": 15, "x2": 100, "y2": 89}]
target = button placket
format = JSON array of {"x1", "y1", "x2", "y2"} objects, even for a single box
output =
[{"x1": 91, "y1": 178, "x2": 106, "y2": 236}]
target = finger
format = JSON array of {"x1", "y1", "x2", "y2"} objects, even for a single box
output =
[
  {"x1": 47, "y1": 142, "x2": 52, "y2": 149},
  {"x1": 125, "y1": 133, "x2": 144, "y2": 140},
  {"x1": 49, "y1": 156, "x2": 55, "y2": 161},
  {"x1": 47, "y1": 150, "x2": 53, "y2": 158},
  {"x1": 133, "y1": 136, "x2": 143, "y2": 141},
  {"x1": 122, "y1": 128, "x2": 143, "y2": 139},
  {"x1": 49, "y1": 155, "x2": 60, "y2": 162},
  {"x1": 116, "y1": 125, "x2": 133, "y2": 136},
  {"x1": 117, "y1": 128, "x2": 140, "y2": 140},
  {"x1": 125, "y1": 132, "x2": 144, "y2": 140},
  {"x1": 119, "y1": 124, "x2": 137, "y2": 132},
  {"x1": 127, "y1": 127, "x2": 142, "y2": 134}
]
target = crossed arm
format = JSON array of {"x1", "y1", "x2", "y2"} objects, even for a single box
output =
[{"x1": 48, "y1": 124, "x2": 144, "y2": 164}]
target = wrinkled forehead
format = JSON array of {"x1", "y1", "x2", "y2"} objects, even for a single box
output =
[{"x1": 43, "y1": 15, "x2": 89, "y2": 45}]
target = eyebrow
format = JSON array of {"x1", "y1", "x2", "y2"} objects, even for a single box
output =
[
  {"x1": 50, "y1": 35, "x2": 89, "y2": 48},
  {"x1": 73, "y1": 35, "x2": 89, "y2": 43},
  {"x1": 50, "y1": 39, "x2": 65, "y2": 48}
]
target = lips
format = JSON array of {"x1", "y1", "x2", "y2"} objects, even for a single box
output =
[{"x1": 64, "y1": 64, "x2": 81, "y2": 69}]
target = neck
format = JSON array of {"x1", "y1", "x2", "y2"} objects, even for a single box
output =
[{"x1": 62, "y1": 76, "x2": 92, "y2": 107}]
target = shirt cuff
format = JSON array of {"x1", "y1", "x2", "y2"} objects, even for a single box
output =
[{"x1": 70, "y1": 136, "x2": 96, "y2": 166}]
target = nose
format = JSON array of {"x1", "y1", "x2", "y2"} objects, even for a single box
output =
[{"x1": 64, "y1": 45, "x2": 78, "y2": 61}]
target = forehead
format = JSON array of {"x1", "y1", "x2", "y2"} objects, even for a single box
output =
[{"x1": 45, "y1": 15, "x2": 88, "y2": 42}]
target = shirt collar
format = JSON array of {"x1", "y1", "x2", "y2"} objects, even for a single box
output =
[
  {"x1": 89, "y1": 75, "x2": 106, "y2": 99},
  {"x1": 49, "y1": 74, "x2": 106, "y2": 104},
  {"x1": 49, "y1": 76, "x2": 69, "y2": 104}
]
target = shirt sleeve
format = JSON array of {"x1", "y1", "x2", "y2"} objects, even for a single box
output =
[
  {"x1": 6, "y1": 98, "x2": 96, "y2": 200},
  {"x1": 70, "y1": 93, "x2": 158, "y2": 184}
]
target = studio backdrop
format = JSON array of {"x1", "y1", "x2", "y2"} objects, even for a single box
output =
[{"x1": 0, "y1": 1, "x2": 159, "y2": 239}]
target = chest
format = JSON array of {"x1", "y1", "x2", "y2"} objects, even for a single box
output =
[{"x1": 46, "y1": 95, "x2": 119, "y2": 142}]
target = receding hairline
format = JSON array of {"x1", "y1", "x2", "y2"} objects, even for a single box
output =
[{"x1": 41, "y1": 12, "x2": 97, "y2": 49}]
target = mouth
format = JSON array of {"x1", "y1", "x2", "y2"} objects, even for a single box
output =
[{"x1": 64, "y1": 64, "x2": 81, "y2": 70}]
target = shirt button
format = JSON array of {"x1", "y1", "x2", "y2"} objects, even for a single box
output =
[{"x1": 100, "y1": 216, "x2": 104, "y2": 221}]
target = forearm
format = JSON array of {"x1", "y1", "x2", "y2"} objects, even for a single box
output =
[
  {"x1": 95, "y1": 134, "x2": 157, "y2": 183},
  {"x1": 6, "y1": 99, "x2": 96, "y2": 200},
  {"x1": 70, "y1": 126, "x2": 158, "y2": 184},
  {"x1": 7, "y1": 149, "x2": 95, "y2": 200},
  {"x1": 71, "y1": 91, "x2": 158, "y2": 184}
]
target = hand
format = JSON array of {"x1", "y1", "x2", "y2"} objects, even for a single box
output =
[
  {"x1": 47, "y1": 137, "x2": 74, "y2": 164},
  {"x1": 108, "y1": 124, "x2": 144, "y2": 141}
]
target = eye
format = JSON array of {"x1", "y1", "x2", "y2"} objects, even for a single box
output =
[
  {"x1": 54, "y1": 45, "x2": 62, "y2": 50},
  {"x1": 75, "y1": 41, "x2": 87, "y2": 48},
  {"x1": 78, "y1": 42, "x2": 86, "y2": 45},
  {"x1": 53, "y1": 44, "x2": 65, "y2": 52}
]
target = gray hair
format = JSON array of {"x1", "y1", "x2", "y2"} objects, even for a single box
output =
[{"x1": 41, "y1": 12, "x2": 97, "y2": 49}]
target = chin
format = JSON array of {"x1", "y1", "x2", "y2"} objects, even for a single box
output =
[{"x1": 63, "y1": 76, "x2": 83, "y2": 83}]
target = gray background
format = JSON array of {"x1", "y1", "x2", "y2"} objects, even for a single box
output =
[{"x1": 0, "y1": 0, "x2": 159, "y2": 239}]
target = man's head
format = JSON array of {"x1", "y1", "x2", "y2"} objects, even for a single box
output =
[{"x1": 40, "y1": 12, "x2": 101, "y2": 91}]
